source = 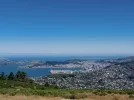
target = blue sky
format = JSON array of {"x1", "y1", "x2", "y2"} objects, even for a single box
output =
[{"x1": 0, "y1": 0, "x2": 134, "y2": 56}]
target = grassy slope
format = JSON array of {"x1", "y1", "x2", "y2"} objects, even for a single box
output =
[
  {"x1": 1, "y1": 88, "x2": 134, "y2": 99},
  {"x1": 1, "y1": 80, "x2": 134, "y2": 99}
]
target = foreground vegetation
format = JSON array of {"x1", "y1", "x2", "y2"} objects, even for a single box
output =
[
  {"x1": 1, "y1": 87, "x2": 134, "y2": 99},
  {"x1": 1, "y1": 72, "x2": 134, "y2": 99}
]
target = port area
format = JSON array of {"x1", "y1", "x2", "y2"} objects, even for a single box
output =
[{"x1": 50, "y1": 70, "x2": 74, "y2": 74}]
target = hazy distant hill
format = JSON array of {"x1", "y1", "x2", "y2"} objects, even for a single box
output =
[
  {"x1": 117, "y1": 56, "x2": 134, "y2": 62},
  {"x1": 101, "y1": 56, "x2": 134, "y2": 63}
]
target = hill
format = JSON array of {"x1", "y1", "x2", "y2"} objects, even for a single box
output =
[{"x1": 42, "y1": 60, "x2": 134, "y2": 89}]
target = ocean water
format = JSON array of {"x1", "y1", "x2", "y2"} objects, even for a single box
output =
[
  {"x1": 7, "y1": 55, "x2": 125, "y2": 61},
  {"x1": 0, "y1": 56, "x2": 126, "y2": 77}
]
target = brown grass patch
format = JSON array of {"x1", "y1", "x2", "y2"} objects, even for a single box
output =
[
  {"x1": 85, "y1": 94, "x2": 134, "y2": 100},
  {"x1": 0, "y1": 95, "x2": 62, "y2": 100},
  {"x1": 0, "y1": 94, "x2": 134, "y2": 100}
]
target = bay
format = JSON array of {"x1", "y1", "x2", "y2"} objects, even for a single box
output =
[
  {"x1": 0, "y1": 56, "x2": 126, "y2": 77},
  {"x1": 0, "y1": 65, "x2": 82, "y2": 77}
]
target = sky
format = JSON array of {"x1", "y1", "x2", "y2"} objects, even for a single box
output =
[{"x1": 0, "y1": 0, "x2": 134, "y2": 56}]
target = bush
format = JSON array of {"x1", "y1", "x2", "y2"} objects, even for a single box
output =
[{"x1": 129, "y1": 94, "x2": 134, "y2": 98}]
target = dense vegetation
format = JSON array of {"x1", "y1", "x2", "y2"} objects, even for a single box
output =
[
  {"x1": 0, "y1": 71, "x2": 29, "y2": 81},
  {"x1": 0, "y1": 71, "x2": 58, "y2": 89}
]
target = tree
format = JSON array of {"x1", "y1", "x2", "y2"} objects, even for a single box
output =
[
  {"x1": 44, "y1": 82, "x2": 50, "y2": 87},
  {"x1": 21, "y1": 72, "x2": 27, "y2": 80},
  {"x1": 8, "y1": 72, "x2": 14, "y2": 80},
  {"x1": 16, "y1": 71, "x2": 27, "y2": 81},
  {"x1": 16, "y1": 71, "x2": 21, "y2": 81},
  {"x1": 0, "y1": 72, "x2": 6, "y2": 80}
]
